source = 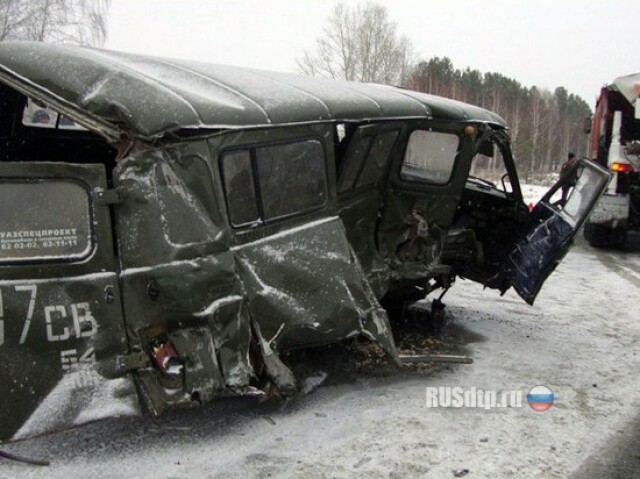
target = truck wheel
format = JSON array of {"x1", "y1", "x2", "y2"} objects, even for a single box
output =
[
  {"x1": 584, "y1": 223, "x2": 627, "y2": 249},
  {"x1": 611, "y1": 227, "x2": 628, "y2": 249}
]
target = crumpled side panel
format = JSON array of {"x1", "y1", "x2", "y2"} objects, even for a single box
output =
[
  {"x1": 233, "y1": 217, "x2": 398, "y2": 360},
  {"x1": 114, "y1": 145, "x2": 256, "y2": 413},
  {"x1": 114, "y1": 144, "x2": 227, "y2": 268},
  {"x1": 119, "y1": 255, "x2": 255, "y2": 412},
  {"x1": 338, "y1": 189, "x2": 393, "y2": 298}
]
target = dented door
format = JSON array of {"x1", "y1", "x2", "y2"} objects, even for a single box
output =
[
  {"x1": 336, "y1": 123, "x2": 404, "y2": 296},
  {"x1": 378, "y1": 123, "x2": 476, "y2": 280},
  {"x1": 0, "y1": 162, "x2": 133, "y2": 442},
  {"x1": 233, "y1": 217, "x2": 398, "y2": 364},
  {"x1": 491, "y1": 160, "x2": 612, "y2": 304},
  {"x1": 218, "y1": 132, "x2": 401, "y2": 384}
]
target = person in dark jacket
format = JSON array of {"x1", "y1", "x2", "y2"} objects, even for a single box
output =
[{"x1": 560, "y1": 152, "x2": 578, "y2": 204}]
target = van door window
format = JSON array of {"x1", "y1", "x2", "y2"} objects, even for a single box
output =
[
  {"x1": 339, "y1": 136, "x2": 373, "y2": 193},
  {"x1": 0, "y1": 181, "x2": 92, "y2": 263},
  {"x1": 221, "y1": 150, "x2": 260, "y2": 227},
  {"x1": 338, "y1": 129, "x2": 399, "y2": 193},
  {"x1": 355, "y1": 130, "x2": 399, "y2": 188},
  {"x1": 561, "y1": 166, "x2": 605, "y2": 226},
  {"x1": 401, "y1": 130, "x2": 459, "y2": 185}
]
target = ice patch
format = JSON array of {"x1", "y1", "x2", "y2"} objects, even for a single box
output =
[{"x1": 301, "y1": 371, "x2": 328, "y2": 394}]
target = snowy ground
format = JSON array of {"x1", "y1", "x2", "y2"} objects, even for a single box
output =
[
  {"x1": 520, "y1": 183, "x2": 550, "y2": 206},
  {"x1": 2, "y1": 207, "x2": 640, "y2": 478}
]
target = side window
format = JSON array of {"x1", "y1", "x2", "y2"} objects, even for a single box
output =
[
  {"x1": 401, "y1": 130, "x2": 459, "y2": 185},
  {"x1": 0, "y1": 181, "x2": 93, "y2": 263},
  {"x1": 356, "y1": 131, "x2": 399, "y2": 188},
  {"x1": 339, "y1": 136, "x2": 372, "y2": 193},
  {"x1": 256, "y1": 140, "x2": 326, "y2": 220},
  {"x1": 221, "y1": 150, "x2": 260, "y2": 226},
  {"x1": 221, "y1": 139, "x2": 327, "y2": 227},
  {"x1": 338, "y1": 129, "x2": 399, "y2": 193}
]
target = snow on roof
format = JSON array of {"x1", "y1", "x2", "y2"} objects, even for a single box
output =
[
  {"x1": 612, "y1": 72, "x2": 640, "y2": 104},
  {"x1": 0, "y1": 42, "x2": 506, "y2": 140}
]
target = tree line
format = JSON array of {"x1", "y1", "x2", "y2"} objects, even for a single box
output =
[
  {"x1": 0, "y1": 0, "x2": 110, "y2": 46},
  {"x1": 299, "y1": 2, "x2": 591, "y2": 177},
  {"x1": 1, "y1": 0, "x2": 591, "y2": 177},
  {"x1": 408, "y1": 57, "x2": 591, "y2": 176}
]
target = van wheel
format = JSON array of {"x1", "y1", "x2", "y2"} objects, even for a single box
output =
[{"x1": 584, "y1": 223, "x2": 627, "y2": 249}]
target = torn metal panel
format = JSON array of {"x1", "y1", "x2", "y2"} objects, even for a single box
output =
[
  {"x1": 376, "y1": 128, "x2": 478, "y2": 273},
  {"x1": 113, "y1": 146, "x2": 255, "y2": 413},
  {"x1": 338, "y1": 191, "x2": 387, "y2": 268},
  {"x1": 252, "y1": 320, "x2": 297, "y2": 395},
  {"x1": 114, "y1": 143, "x2": 228, "y2": 267},
  {"x1": 233, "y1": 217, "x2": 398, "y2": 360},
  {"x1": 117, "y1": 254, "x2": 254, "y2": 414}
]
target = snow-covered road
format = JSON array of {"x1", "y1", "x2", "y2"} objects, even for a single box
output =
[{"x1": 2, "y1": 235, "x2": 640, "y2": 479}]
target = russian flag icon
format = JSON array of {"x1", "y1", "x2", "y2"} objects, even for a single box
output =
[{"x1": 527, "y1": 386, "x2": 554, "y2": 412}]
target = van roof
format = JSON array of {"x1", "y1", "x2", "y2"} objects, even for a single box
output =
[{"x1": 0, "y1": 42, "x2": 506, "y2": 140}]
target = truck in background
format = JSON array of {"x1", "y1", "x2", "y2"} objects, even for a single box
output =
[{"x1": 584, "y1": 73, "x2": 640, "y2": 248}]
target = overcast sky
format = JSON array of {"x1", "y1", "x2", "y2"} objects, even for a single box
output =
[{"x1": 107, "y1": 0, "x2": 639, "y2": 105}]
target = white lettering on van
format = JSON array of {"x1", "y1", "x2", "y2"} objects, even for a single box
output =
[
  {"x1": 71, "y1": 302, "x2": 98, "y2": 338},
  {"x1": 45, "y1": 302, "x2": 98, "y2": 342},
  {"x1": 15, "y1": 285, "x2": 37, "y2": 344},
  {"x1": 45, "y1": 305, "x2": 71, "y2": 342}
]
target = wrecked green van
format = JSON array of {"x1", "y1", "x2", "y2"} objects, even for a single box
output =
[{"x1": 0, "y1": 42, "x2": 610, "y2": 441}]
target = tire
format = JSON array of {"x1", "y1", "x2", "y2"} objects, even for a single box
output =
[{"x1": 584, "y1": 222, "x2": 627, "y2": 249}]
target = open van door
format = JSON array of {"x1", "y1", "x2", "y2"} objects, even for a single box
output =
[{"x1": 488, "y1": 159, "x2": 612, "y2": 304}]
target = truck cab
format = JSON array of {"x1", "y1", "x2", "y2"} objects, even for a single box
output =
[{"x1": 584, "y1": 73, "x2": 640, "y2": 248}]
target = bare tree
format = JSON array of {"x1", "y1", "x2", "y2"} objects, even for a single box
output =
[
  {"x1": 297, "y1": 2, "x2": 414, "y2": 85},
  {"x1": 0, "y1": 0, "x2": 111, "y2": 46}
]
